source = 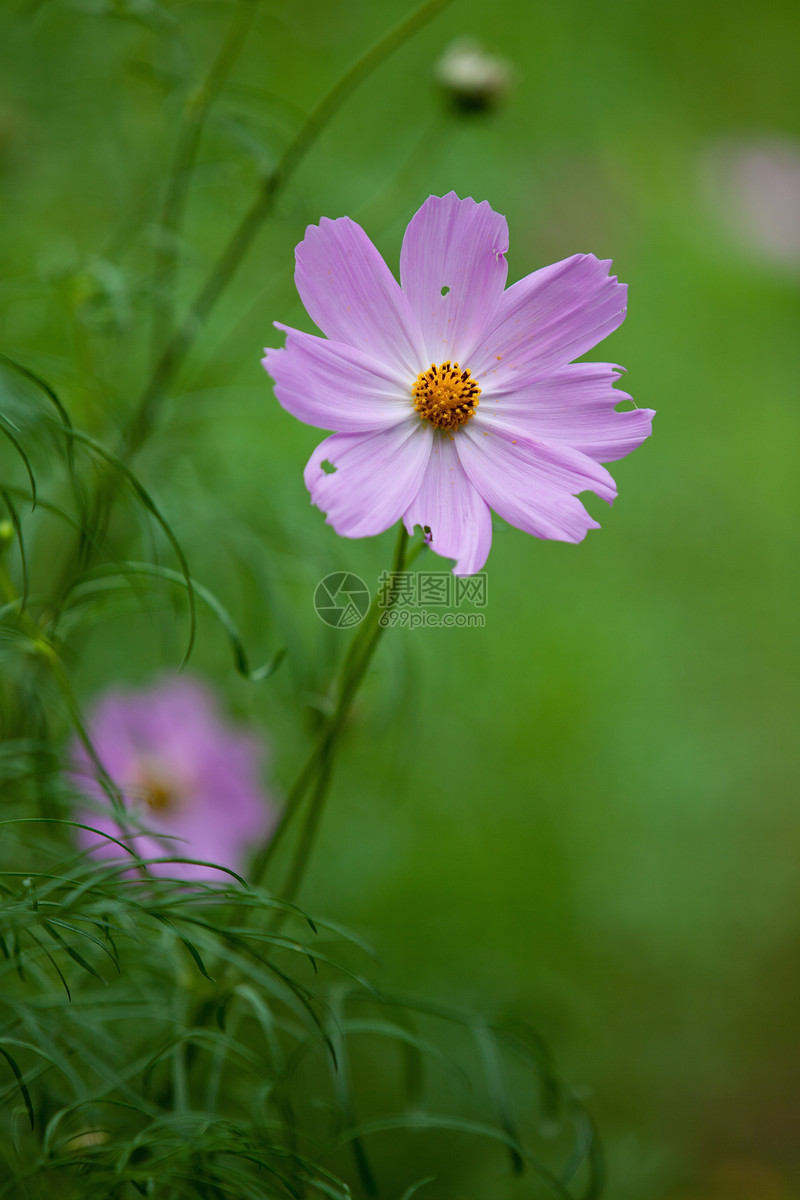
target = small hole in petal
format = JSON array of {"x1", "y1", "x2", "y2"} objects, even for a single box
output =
[
  {"x1": 321, "y1": 460, "x2": 336, "y2": 475},
  {"x1": 440, "y1": 285, "x2": 450, "y2": 296}
]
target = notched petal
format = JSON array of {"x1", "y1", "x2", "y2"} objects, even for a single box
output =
[
  {"x1": 400, "y1": 192, "x2": 509, "y2": 364},
  {"x1": 472, "y1": 254, "x2": 628, "y2": 384},
  {"x1": 403, "y1": 435, "x2": 492, "y2": 575},
  {"x1": 456, "y1": 425, "x2": 606, "y2": 544},
  {"x1": 304, "y1": 423, "x2": 433, "y2": 540}
]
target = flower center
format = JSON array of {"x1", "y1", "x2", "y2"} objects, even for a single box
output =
[
  {"x1": 134, "y1": 759, "x2": 180, "y2": 812},
  {"x1": 412, "y1": 361, "x2": 480, "y2": 432},
  {"x1": 143, "y1": 778, "x2": 174, "y2": 811}
]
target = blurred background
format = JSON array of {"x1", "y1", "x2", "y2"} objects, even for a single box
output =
[{"x1": 2, "y1": 0, "x2": 800, "y2": 1195}]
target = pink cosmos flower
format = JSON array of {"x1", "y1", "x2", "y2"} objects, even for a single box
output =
[
  {"x1": 70, "y1": 676, "x2": 273, "y2": 882},
  {"x1": 263, "y1": 192, "x2": 654, "y2": 576}
]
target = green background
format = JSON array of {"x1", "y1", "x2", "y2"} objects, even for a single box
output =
[{"x1": 2, "y1": 0, "x2": 800, "y2": 1195}]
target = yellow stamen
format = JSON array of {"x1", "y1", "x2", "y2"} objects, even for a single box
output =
[
  {"x1": 411, "y1": 361, "x2": 480, "y2": 432},
  {"x1": 144, "y1": 779, "x2": 173, "y2": 810},
  {"x1": 134, "y1": 764, "x2": 176, "y2": 811}
]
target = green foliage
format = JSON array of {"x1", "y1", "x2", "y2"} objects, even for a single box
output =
[{"x1": 0, "y1": 829, "x2": 599, "y2": 1198}]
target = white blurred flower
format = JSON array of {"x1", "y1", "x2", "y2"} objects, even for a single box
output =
[{"x1": 434, "y1": 38, "x2": 513, "y2": 113}]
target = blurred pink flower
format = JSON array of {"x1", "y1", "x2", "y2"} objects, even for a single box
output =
[
  {"x1": 71, "y1": 677, "x2": 273, "y2": 882},
  {"x1": 263, "y1": 192, "x2": 653, "y2": 576},
  {"x1": 699, "y1": 134, "x2": 800, "y2": 271}
]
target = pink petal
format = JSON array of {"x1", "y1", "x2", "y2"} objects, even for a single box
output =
[
  {"x1": 479, "y1": 362, "x2": 654, "y2": 462},
  {"x1": 263, "y1": 325, "x2": 412, "y2": 432},
  {"x1": 295, "y1": 216, "x2": 426, "y2": 376},
  {"x1": 403, "y1": 435, "x2": 492, "y2": 576},
  {"x1": 399, "y1": 192, "x2": 509, "y2": 365},
  {"x1": 304, "y1": 421, "x2": 433, "y2": 539},
  {"x1": 470, "y1": 255, "x2": 627, "y2": 386},
  {"x1": 456, "y1": 425, "x2": 605, "y2": 543}
]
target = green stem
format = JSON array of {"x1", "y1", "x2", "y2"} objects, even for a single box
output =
[
  {"x1": 59, "y1": 3, "x2": 258, "y2": 595},
  {"x1": 251, "y1": 525, "x2": 412, "y2": 900},
  {"x1": 149, "y1": 0, "x2": 258, "y2": 368},
  {"x1": 124, "y1": 0, "x2": 452, "y2": 458}
]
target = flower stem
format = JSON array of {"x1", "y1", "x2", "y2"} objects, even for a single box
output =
[{"x1": 251, "y1": 524, "x2": 417, "y2": 904}]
